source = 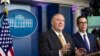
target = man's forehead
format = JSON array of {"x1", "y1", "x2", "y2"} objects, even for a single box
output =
[
  {"x1": 53, "y1": 14, "x2": 64, "y2": 19},
  {"x1": 54, "y1": 14, "x2": 63, "y2": 17}
]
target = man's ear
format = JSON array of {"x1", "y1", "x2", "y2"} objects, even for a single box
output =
[{"x1": 51, "y1": 20, "x2": 53, "y2": 26}]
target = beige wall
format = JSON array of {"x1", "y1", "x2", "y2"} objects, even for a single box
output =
[{"x1": 34, "y1": 0, "x2": 89, "y2": 7}]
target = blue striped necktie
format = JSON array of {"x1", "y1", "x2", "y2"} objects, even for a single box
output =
[{"x1": 83, "y1": 35, "x2": 89, "y2": 51}]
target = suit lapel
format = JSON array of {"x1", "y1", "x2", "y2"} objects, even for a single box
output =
[
  {"x1": 50, "y1": 29, "x2": 63, "y2": 48},
  {"x1": 77, "y1": 32, "x2": 85, "y2": 45},
  {"x1": 87, "y1": 34, "x2": 91, "y2": 51},
  {"x1": 63, "y1": 32, "x2": 70, "y2": 43},
  {"x1": 77, "y1": 32, "x2": 88, "y2": 50},
  {"x1": 77, "y1": 32, "x2": 91, "y2": 52}
]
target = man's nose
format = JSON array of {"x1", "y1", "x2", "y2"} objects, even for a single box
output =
[{"x1": 59, "y1": 21, "x2": 63, "y2": 24}]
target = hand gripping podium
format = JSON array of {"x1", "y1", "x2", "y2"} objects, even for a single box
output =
[{"x1": 84, "y1": 51, "x2": 100, "y2": 56}]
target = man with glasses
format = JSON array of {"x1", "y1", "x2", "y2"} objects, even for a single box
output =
[{"x1": 72, "y1": 16, "x2": 97, "y2": 56}]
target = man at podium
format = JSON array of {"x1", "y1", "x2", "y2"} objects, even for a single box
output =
[{"x1": 38, "y1": 13, "x2": 75, "y2": 56}]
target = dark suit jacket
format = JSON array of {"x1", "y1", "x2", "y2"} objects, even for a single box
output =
[
  {"x1": 72, "y1": 32, "x2": 97, "y2": 54},
  {"x1": 38, "y1": 29, "x2": 75, "y2": 56}
]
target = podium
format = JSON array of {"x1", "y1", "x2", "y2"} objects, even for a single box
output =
[{"x1": 84, "y1": 51, "x2": 100, "y2": 56}]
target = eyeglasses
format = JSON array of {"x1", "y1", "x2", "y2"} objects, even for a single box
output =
[{"x1": 78, "y1": 22, "x2": 87, "y2": 24}]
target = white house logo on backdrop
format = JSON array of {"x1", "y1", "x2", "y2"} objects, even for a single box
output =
[
  {"x1": 9, "y1": 15, "x2": 33, "y2": 28},
  {"x1": 7, "y1": 9, "x2": 38, "y2": 38}
]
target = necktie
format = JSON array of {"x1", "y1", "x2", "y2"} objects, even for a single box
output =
[
  {"x1": 58, "y1": 34, "x2": 66, "y2": 46},
  {"x1": 83, "y1": 35, "x2": 89, "y2": 51}
]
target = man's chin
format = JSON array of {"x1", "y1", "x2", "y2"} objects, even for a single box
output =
[
  {"x1": 57, "y1": 29, "x2": 63, "y2": 31},
  {"x1": 80, "y1": 30, "x2": 86, "y2": 32},
  {"x1": 82, "y1": 30, "x2": 86, "y2": 32}
]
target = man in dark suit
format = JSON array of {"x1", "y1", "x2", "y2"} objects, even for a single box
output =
[
  {"x1": 72, "y1": 16, "x2": 97, "y2": 55},
  {"x1": 38, "y1": 13, "x2": 76, "y2": 56}
]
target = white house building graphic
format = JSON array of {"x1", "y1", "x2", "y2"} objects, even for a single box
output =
[
  {"x1": 8, "y1": 15, "x2": 33, "y2": 28},
  {"x1": 2, "y1": 9, "x2": 38, "y2": 38}
]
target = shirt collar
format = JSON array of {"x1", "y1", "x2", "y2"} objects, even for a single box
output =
[
  {"x1": 52, "y1": 27, "x2": 62, "y2": 36},
  {"x1": 78, "y1": 31, "x2": 87, "y2": 36}
]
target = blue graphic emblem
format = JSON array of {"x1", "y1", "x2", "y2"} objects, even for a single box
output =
[{"x1": 8, "y1": 9, "x2": 38, "y2": 38}]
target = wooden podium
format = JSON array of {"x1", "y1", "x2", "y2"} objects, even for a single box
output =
[{"x1": 84, "y1": 51, "x2": 100, "y2": 56}]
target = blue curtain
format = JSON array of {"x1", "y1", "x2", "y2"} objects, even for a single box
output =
[
  {"x1": 46, "y1": 3, "x2": 59, "y2": 29},
  {"x1": 59, "y1": 6, "x2": 73, "y2": 35}
]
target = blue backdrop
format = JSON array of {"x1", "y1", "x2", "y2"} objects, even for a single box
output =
[{"x1": 1, "y1": 0, "x2": 73, "y2": 56}]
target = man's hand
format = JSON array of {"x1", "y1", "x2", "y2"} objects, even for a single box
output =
[
  {"x1": 60, "y1": 42, "x2": 71, "y2": 55},
  {"x1": 75, "y1": 47, "x2": 87, "y2": 56}
]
